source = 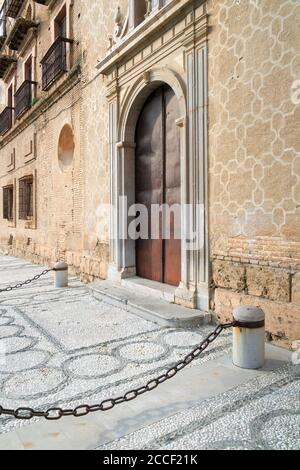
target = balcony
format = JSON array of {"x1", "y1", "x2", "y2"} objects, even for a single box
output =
[
  {"x1": 14, "y1": 79, "x2": 36, "y2": 119},
  {"x1": 4, "y1": 0, "x2": 24, "y2": 19},
  {"x1": 6, "y1": 16, "x2": 38, "y2": 51},
  {"x1": 0, "y1": 106, "x2": 13, "y2": 135},
  {"x1": 41, "y1": 36, "x2": 72, "y2": 91}
]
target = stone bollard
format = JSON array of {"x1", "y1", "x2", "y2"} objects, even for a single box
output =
[
  {"x1": 53, "y1": 261, "x2": 68, "y2": 288},
  {"x1": 233, "y1": 306, "x2": 265, "y2": 370}
]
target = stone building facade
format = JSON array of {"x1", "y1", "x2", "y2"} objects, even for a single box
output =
[{"x1": 0, "y1": 0, "x2": 299, "y2": 348}]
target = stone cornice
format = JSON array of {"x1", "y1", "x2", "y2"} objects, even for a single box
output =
[
  {"x1": 0, "y1": 65, "x2": 81, "y2": 148},
  {"x1": 96, "y1": 0, "x2": 206, "y2": 77}
]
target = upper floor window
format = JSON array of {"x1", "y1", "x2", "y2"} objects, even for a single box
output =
[
  {"x1": 127, "y1": 1, "x2": 170, "y2": 33},
  {"x1": 7, "y1": 82, "x2": 13, "y2": 107},
  {"x1": 128, "y1": 0, "x2": 147, "y2": 31},
  {"x1": 41, "y1": 3, "x2": 72, "y2": 91},
  {"x1": 19, "y1": 175, "x2": 33, "y2": 220},
  {"x1": 24, "y1": 54, "x2": 32, "y2": 81},
  {"x1": 25, "y1": 4, "x2": 32, "y2": 21},
  {"x1": 0, "y1": 81, "x2": 14, "y2": 135},
  {"x1": 14, "y1": 54, "x2": 35, "y2": 119},
  {"x1": 3, "y1": 185, "x2": 13, "y2": 221},
  {"x1": 0, "y1": 1, "x2": 6, "y2": 39},
  {"x1": 54, "y1": 4, "x2": 66, "y2": 39}
]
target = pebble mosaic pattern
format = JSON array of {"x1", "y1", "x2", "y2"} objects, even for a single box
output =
[
  {"x1": 101, "y1": 365, "x2": 300, "y2": 451},
  {"x1": 0, "y1": 257, "x2": 231, "y2": 435}
]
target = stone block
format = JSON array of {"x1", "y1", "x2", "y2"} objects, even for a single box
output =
[
  {"x1": 246, "y1": 266, "x2": 290, "y2": 302},
  {"x1": 213, "y1": 260, "x2": 246, "y2": 292},
  {"x1": 214, "y1": 288, "x2": 300, "y2": 349}
]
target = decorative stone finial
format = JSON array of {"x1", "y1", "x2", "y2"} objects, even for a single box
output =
[
  {"x1": 114, "y1": 6, "x2": 122, "y2": 38},
  {"x1": 145, "y1": 0, "x2": 152, "y2": 17}
]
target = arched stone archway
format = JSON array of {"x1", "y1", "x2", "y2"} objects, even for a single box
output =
[
  {"x1": 119, "y1": 67, "x2": 187, "y2": 144},
  {"x1": 108, "y1": 68, "x2": 193, "y2": 301},
  {"x1": 99, "y1": 4, "x2": 210, "y2": 310}
]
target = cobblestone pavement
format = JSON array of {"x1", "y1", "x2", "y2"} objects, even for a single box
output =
[
  {"x1": 0, "y1": 256, "x2": 231, "y2": 436},
  {"x1": 0, "y1": 256, "x2": 299, "y2": 450}
]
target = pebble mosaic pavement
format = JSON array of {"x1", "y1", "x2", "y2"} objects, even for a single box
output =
[
  {"x1": 101, "y1": 364, "x2": 300, "y2": 451},
  {"x1": 0, "y1": 256, "x2": 231, "y2": 436},
  {"x1": 0, "y1": 256, "x2": 299, "y2": 450}
]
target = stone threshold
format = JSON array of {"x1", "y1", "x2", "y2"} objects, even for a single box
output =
[{"x1": 88, "y1": 279, "x2": 211, "y2": 328}]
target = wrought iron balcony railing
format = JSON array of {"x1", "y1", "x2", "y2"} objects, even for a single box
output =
[
  {"x1": 14, "y1": 79, "x2": 36, "y2": 119},
  {"x1": 41, "y1": 36, "x2": 72, "y2": 91},
  {"x1": 0, "y1": 106, "x2": 13, "y2": 135},
  {"x1": 3, "y1": 0, "x2": 24, "y2": 19}
]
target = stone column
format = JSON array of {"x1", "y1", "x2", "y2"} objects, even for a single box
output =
[
  {"x1": 181, "y1": 8, "x2": 209, "y2": 311},
  {"x1": 116, "y1": 141, "x2": 136, "y2": 278},
  {"x1": 106, "y1": 73, "x2": 120, "y2": 280}
]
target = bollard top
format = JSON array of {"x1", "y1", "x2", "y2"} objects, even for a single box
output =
[
  {"x1": 53, "y1": 261, "x2": 68, "y2": 271},
  {"x1": 233, "y1": 305, "x2": 265, "y2": 323}
]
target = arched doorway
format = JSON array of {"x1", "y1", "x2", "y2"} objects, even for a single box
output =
[{"x1": 135, "y1": 84, "x2": 181, "y2": 287}]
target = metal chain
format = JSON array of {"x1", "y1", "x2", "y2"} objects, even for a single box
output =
[
  {"x1": 0, "y1": 269, "x2": 52, "y2": 293},
  {"x1": 0, "y1": 322, "x2": 235, "y2": 421}
]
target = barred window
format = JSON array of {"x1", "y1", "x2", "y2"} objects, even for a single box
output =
[
  {"x1": 3, "y1": 186, "x2": 13, "y2": 221},
  {"x1": 19, "y1": 177, "x2": 33, "y2": 220}
]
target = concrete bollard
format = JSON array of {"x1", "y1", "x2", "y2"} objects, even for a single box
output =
[
  {"x1": 53, "y1": 261, "x2": 68, "y2": 288},
  {"x1": 233, "y1": 306, "x2": 265, "y2": 370}
]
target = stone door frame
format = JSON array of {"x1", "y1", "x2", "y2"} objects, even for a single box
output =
[{"x1": 97, "y1": 0, "x2": 210, "y2": 310}]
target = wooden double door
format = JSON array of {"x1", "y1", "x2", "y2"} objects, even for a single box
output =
[{"x1": 135, "y1": 85, "x2": 181, "y2": 287}]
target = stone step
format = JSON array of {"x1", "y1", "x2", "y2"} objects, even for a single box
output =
[
  {"x1": 122, "y1": 276, "x2": 176, "y2": 303},
  {"x1": 88, "y1": 280, "x2": 211, "y2": 328}
]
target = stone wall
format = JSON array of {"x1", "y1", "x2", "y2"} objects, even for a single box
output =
[
  {"x1": 207, "y1": 0, "x2": 300, "y2": 347},
  {"x1": 0, "y1": 0, "x2": 87, "y2": 276},
  {"x1": 78, "y1": 0, "x2": 128, "y2": 281}
]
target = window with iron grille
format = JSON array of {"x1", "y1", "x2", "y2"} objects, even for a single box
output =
[
  {"x1": 19, "y1": 177, "x2": 33, "y2": 220},
  {"x1": 3, "y1": 185, "x2": 13, "y2": 221}
]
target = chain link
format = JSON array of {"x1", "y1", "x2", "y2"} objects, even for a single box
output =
[
  {"x1": 0, "y1": 269, "x2": 52, "y2": 293},
  {"x1": 0, "y1": 322, "x2": 235, "y2": 421}
]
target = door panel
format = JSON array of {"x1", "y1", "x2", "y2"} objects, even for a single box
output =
[
  {"x1": 135, "y1": 88, "x2": 163, "y2": 283},
  {"x1": 164, "y1": 86, "x2": 181, "y2": 286},
  {"x1": 135, "y1": 85, "x2": 181, "y2": 286}
]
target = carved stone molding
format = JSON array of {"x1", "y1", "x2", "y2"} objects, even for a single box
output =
[{"x1": 102, "y1": 0, "x2": 210, "y2": 311}]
